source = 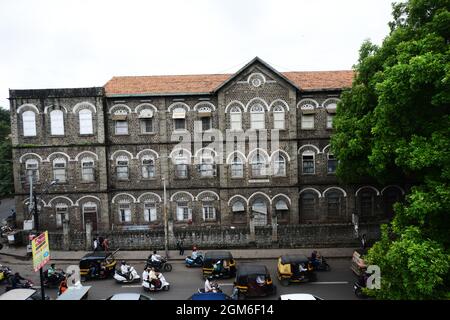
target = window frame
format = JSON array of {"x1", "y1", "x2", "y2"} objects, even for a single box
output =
[
  {"x1": 250, "y1": 104, "x2": 265, "y2": 129},
  {"x1": 302, "y1": 152, "x2": 315, "y2": 174},
  {"x1": 116, "y1": 156, "x2": 130, "y2": 180},
  {"x1": 118, "y1": 203, "x2": 132, "y2": 222},
  {"x1": 50, "y1": 109, "x2": 65, "y2": 136},
  {"x1": 22, "y1": 111, "x2": 37, "y2": 137},
  {"x1": 53, "y1": 158, "x2": 67, "y2": 183},
  {"x1": 79, "y1": 109, "x2": 94, "y2": 135},
  {"x1": 81, "y1": 157, "x2": 95, "y2": 182}
]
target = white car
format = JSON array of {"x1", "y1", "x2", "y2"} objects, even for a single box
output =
[
  {"x1": 278, "y1": 293, "x2": 323, "y2": 300},
  {"x1": 105, "y1": 293, "x2": 153, "y2": 300}
]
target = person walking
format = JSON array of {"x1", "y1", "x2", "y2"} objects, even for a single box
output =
[
  {"x1": 103, "y1": 238, "x2": 109, "y2": 252},
  {"x1": 92, "y1": 238, "x2": 99, "y2": 251},
  {"x1": 177, "y1": 239, "x2": 184, "y2": 256}
]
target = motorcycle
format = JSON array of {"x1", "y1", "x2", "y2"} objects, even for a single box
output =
[
  {"x1": 0, "y1": 265, "x2": 12, "y2": 285},
  {"x1": 5, "y1": 279, "x2": 33, "y2": 291},
  {"x1": 198, "y1": 280, "x2": 221, "y2": 293},
  {"x1": 114, "y1": 266, "x2": 141, "y2": 284},
  {"x1": 145, "y1": 257, "x2": 173, "y2": 272},
  {"x1": 142, "y1": 273, "x2": 170, "y2": 292},
  {"x1": 43, "y1": 269, "x2": 66, "y2": 288},
  {"x1": 185, "y1": 254, "x2": 204, "y2": 268},
  {"x1": 310, "y1": 256, "x2": 331, "y2": 271}
]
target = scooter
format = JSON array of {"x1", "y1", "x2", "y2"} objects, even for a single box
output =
[
  {"x1": 185, "y1": 254, "x2": 204, "y2": 268},
  {"x1": 5, "y1": 279, "x2": 33, "y2": 291},
  {"x1": 310, "y1": 256, "x2": 331, "y2": 271},
  {"x1": 43, "y1": 269, "x2": 66, "y2": 288},
  {"x1": 114, "y1": 266, "x2": 141, "y2": 284},
  {"x1": 0, "y1": 265, "x2": 12, "y2": 284},
  {"x1": 142, "y1": 274, "x2": 170, "y2": 292},
  {"x1": 145, "y1": 257, "x2": 173, "y2": 272}
]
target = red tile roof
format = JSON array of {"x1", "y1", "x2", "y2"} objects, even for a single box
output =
[{"x1": 104, "y1": 70, "x2": 354, "y2": 95}]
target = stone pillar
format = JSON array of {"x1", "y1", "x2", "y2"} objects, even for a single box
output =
[
  {"x1": 271, "y1": 215, "x2": 278, "y2": 242},
  {"x1": 85, "y1": 222, "x2": 92, "y2": 251},
  {"x1": 63, "y1": 219, "x2": 70, "y2": 250},
  {"x1": 168, "y1": 220, "x2": 174, "y2": 248},
  {"x1": 249, "y1": 219, "x2": 255, "y2": 242}
]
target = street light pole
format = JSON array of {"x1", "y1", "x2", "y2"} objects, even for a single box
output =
[{"x1": 162, "y1": 177, "x2": 169, "y2": 258}]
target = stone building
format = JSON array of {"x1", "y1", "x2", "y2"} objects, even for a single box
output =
[{"x1": 9, "y1": 57, "x2": 405, "y2": 242}]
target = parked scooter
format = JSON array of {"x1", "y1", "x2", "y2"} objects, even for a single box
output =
[
  {"x1": 185, "y1": 253, "x2": 204, "y2": 268},
  {"x1": 142, "y1": 273, "x2": 170, "y2": 292},
  {"x1": 114, "y1": 266, "x2": 141, "y2": 284}
]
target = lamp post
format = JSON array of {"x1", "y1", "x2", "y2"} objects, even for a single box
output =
[
  {"x1": 162, "y1": 177, "x2": 169, "y2": 258},
  {"x1": 28, "y1": 172, "x2": 57, "y2": 301}
]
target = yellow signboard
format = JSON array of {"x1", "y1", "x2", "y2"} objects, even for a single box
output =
[{"x1": 32, "y1": 231, "x2": 50, "y2": 272}]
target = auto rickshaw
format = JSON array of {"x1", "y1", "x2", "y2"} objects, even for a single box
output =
[
  {"x1": 202, "y1": 251, "x2": 236, "y2": 279},
  {"x1": 79, "y1": 249, "x2": 118, "y2": 281},
  {"x1": 232, "y1": 264, "x2": 276, "y2": 299},
  {"x1": 277, "y1": 254, "x2": 316, "y2": 286}
]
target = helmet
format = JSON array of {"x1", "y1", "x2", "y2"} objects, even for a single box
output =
[{"x1": 121, "y1": 261, "x2": 126, "y2": 265}]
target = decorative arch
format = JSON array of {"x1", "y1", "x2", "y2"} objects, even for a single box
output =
[
  {"x1": 75, "y1": 195, "x2": 101, "y2": 206},
  {"x1": 136, "y1": 149, "x2": 159, "y2": 159},
  {"x1": 75, "y1": 151, "x2": 99, "y2": 162},
  {"x1": 193, "y1": 101, "x2": 216, "y2": 112},
  {"x1": 226, "y1": 151, "x2": 247, "y2": 164},
  {"x1": 110, "y1": 150, "x2": 134, "y2": 160},
  {"x1": 45, "y1": 152, "x2": 71, "y2": 162},
  {"x1": 381, "y1": 185, "x2": 405, "y2": 195},
  {"x1": 355, "y1": 186, "x2": 380, "y2": 197},
  {"x1": 246, "y1": 97, "x2": 269, "y2": 112},
  {"x1": 23, "y1": 197, "x2": 47, "y2": 207},
  {"x1": 44, "y1": 105, "x2": 69, "y2": 114},
  {"x1": 298, "y1": 144, "x2": 321, "y2": 154},
  {"x1": 272, "y1": 194, "x2": 292, "y2": 205},
  {"x1": 269, "y1": 99, "x2": 290, "y2": 112},
  {"x1": 170, "y1": 191, "x2": 195, "y2": 202},
  {"x1": 323, "y1": 187, "x2": 347, "y2": 197},
  {"x1": 135, "y1": 103, "x2": 158, "y2": 114},
  {"x1": 168, "y1": 148, "x2": 192, "y2": 159},
  {"x1": 322, "y1": 144, "x2": 332, "y2": 154},
  {"x1": 247, "y1": 148, "x2": 270, "y2": 163},
  {"x1": 73, "y1": 102, "x2": 97, "y2": 113},
  {"x1": 247, "y1": 72, "x2": 267, "y2": 85},
  {"x1": 19, "y1": 153, "x2": 43, "y2": 163},
  {"x1": 109, "y1": 104, "x2": 132, "y2": 114},
  {"x1": 194, "y1": 147, "x2": 217, "y2": 158},
  {"x1": 111, "y1": 193, "x2": 137, "y2": 204},
  {"x1": 270, "y1": 149, "x2": 291, "y2": 162},
  {"x1": 299, "y1": 188, "x2": 322, "y2": 198},
  {"x1": 195, "y1": 191, "x2": 220, "y2": 201},
  {"x1": 17, "y1": 104, "x2": 40, "y2": 114},
  {"x1": 47, "y1": 196, "x2": 74, "y2": 207},
  {"x1": 322, "y1": 98, "x2": 340, "y2": 108},
  {"x1": 168, "y1": 102, "x2": 190, "y2": 113},
  {"x1": 297, "y1": 99, "x2": 319, "y2": 109},
  {"x1": 137, "y1": 192, "x2": 162, "y2": 203},
  {"x1": 248, "y1": 192, "x2": 272, "y2": 205},
  {"x1": 228, "y1": 195, "x2": 248, "y2": 206},
  {"x1": 224, "y1": 100, "x2": 245, "y2": 113}
]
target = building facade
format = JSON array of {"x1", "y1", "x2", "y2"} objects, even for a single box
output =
[{"x1": 10, "y1": 57, "x2": 405, "y2": 237}]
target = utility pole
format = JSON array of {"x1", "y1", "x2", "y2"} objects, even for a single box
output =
[{"x1": 163, "y1": 177, "x2": 169, "y2": 258}]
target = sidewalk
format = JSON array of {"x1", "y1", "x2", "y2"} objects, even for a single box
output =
[{"x1": 0, "y1": 245, "x2": 357, "y2": 261}]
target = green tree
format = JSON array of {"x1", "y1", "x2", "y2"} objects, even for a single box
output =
[
  {"x1": 331, "y1": 0, "x2": 450, "y2": 299},
  {"x1": 0, "y1": 107, "x2": 13, "y2": 198}
]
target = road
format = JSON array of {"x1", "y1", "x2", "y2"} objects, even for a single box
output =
[{"x1": 0, "y1": 256, "x2": 359, "y2": 300}]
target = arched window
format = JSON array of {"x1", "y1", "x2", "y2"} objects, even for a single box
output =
[
  {"x1": 273, "y1": 105, "x2": 285, "y2": 129},
  {"x1": 141, "y1": 156, "x2": 155, "y2": 179},
  {"x1": 172, "y1": 107, "x2": 187, "y2": 131},
  {"x1": 118, "y1": 201, "x2": 131, "y2": 222},
  {"x1": 230, "y1": 106, "x2": 242, "y2": 130},
  {"x1": 327, "y1": 153, "x2": 337, "y2": 174},
  {"x1": 50, "y1": 110, "x2": 65, "y2": 135},
  {"x1": 113, "y1": 110, "x2": 128, "y2": 135},
  {"x1": 79, "y1": 109, "x2": 93, "y2": 135},
  {"x1": 360, "y1": 190, "x2": 375, "y2": 217},
  {"x1": 81, "y1": 157, "x2": 95, "y2": 182},
  {"x1": 116, "y1": 155, "x2": 129, "y2": 180},
  {"x1": 82, "y1": 201, "x2": 98, "y2": 230},
  {"x1": 251, "y1": 198, "x2": 268, "y2": 226},
  {"x1": 53, "y1": 158, "x2": 67, "y2": 183},
  {"x1": 251, "y1": 153, "x2": 267, "y2": 177},
  {"x1": 274, "y1": 199, "x2": 289, "y2": 222},
  {"x1": 139, "y1": 108, "x2": 154, "y2": 134},
  {"x1": 302, "y1": 151, "x2": 315, "y2": 174},
  {"x1": 300, "y1": 192, "x2": 317, "y2": 222},
  {"x1": 232, "y1": 200, "x2": 245, "y2": 213},
  {"x1": 273, "y1": 154, "x2": 286, "y2": 176},
  {"x1": 202, "y1": 200, "x2": 216, "y2": 221},
  {"x1": 144, "y1": 202, "x2": 157, "y2": 222},
  {"x1": 22, "y1": 111, "x2": 37, "y2": 137},
  {"x1": 174, "y1": 150, "x2": 189, "y2": 178},
  {"x1": 176, "y1": 199, "x2": 191, "y2": 221},
  {"x1": 250, "y1": 104, "x2": 265, "y2": 129},
  {"x1": 55, "y1": 203, "x2": 69, "y2": 229},
  {"x1": 231, "y1": 156, "x2": 244, "y2": 178},
  {"x1": 300, "y1": 102, "x2": 316, "y2": 129},
  {"x1": 327, "y1": 192, "x2": 341, "y2": 216},
  {"x1": 25, "y1": 159, "x2": 39, "y2": 182},
  {"x1": 199, "y1": 157, "x2": 215, "y2": 177}
]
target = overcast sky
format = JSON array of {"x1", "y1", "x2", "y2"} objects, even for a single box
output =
[{"x1": 0, "y1": 0, "x2": 396, "y2": 109}]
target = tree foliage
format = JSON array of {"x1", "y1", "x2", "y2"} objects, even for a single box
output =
[
  {"x1": 331, "y1": 0, "x2": 450, "y2": 299},
  {"x1": 0, "y1": 107, "x2": 13, "y2": 198}
]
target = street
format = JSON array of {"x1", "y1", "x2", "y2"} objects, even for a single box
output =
[{"x1": 0, "y1": 256, "x2": 359, "y2": 300}]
